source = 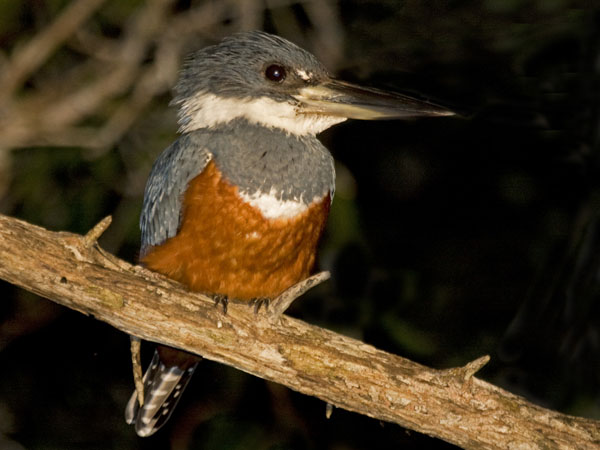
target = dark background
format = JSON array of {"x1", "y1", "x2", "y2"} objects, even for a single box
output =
[{"x1": 0, "y1": 1, "x2": 599, "y2": 449}]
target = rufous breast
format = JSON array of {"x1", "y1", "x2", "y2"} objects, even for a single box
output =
[{"x1": 142, "y1": 161, "x2": 330, "y2": 300}]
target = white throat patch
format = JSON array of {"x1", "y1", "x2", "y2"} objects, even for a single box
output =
[
  {"x1": 178, "y1": 92, "x2": 346, "y2": 136},
  {"x1": 239, "y1": 188, "x2": 321, "y2": 220}
]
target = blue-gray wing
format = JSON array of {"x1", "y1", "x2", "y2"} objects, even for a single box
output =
[{"x1": 140, "y1": 133, "x2": 212, "y2": 255}]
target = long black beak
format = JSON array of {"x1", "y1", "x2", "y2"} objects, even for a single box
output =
[{"x1": 294, "y1": 79, "x2": 454, "y2": 119}]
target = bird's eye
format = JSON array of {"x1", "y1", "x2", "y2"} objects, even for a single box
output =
[{"x1": 265, "y1": 64, "x2": 286, "y2": 82}]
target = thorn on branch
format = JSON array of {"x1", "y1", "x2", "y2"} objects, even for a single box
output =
[
  {"x1": 325, "y1": 402, "x2": 334, "y2": 419},
  {"x1": 130, "y1": 335, "x2": 144, "y2": 406},
  {"x1": 461, "y1": 355, "x2": 490, "y2": 382},
  {"x1": 83, "y1": 215, "x2": 112, "y2": 248},
  {"x1": 441, "y1": 355, "x2": 490, "y2": 390},
  {"x1": 267, "y1": 271, "x2": 331, "y2": 323}
]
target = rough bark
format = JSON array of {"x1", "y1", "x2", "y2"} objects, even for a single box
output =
[{"x1": 0, "y1": 213, "x2": 598, "y2": 449}]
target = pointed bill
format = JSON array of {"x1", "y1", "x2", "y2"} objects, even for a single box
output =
[{"x1": 294, "y1": 79, "x2": 454, "y2": 120}]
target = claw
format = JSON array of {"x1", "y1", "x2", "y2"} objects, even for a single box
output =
[
  {"x1": 248, "y1": 297, "x2": 270, "y2": 314},
  {"x1": 212, "y1": 294, "x2": 229, "y2": 314}
]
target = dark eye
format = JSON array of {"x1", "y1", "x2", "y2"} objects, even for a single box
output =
[{"x1": 265, "y1": 64, "x2": 286, "y2": 82}]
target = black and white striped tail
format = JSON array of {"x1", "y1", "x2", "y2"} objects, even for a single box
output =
[{"x1": 125, "y1": 349, "x2": 199, "y2": 437}]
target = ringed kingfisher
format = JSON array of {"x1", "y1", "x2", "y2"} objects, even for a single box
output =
[{"x1": 125, "y1": 30, "x2": 453, "y2": 437}]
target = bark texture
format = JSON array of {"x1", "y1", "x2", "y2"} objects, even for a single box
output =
[{"x1": 0, "y1": 213, "x2": 598, "y2": 449}]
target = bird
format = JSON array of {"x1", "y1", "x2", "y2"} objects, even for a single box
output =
[{"x1": 124, "y1": 30, "x2": 453, "y2": 437}]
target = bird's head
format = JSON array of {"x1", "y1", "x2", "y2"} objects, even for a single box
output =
[{"x1": 173, "y1": 31, "x2": 453, "y2": 136}]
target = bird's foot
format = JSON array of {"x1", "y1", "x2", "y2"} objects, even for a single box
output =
[
  {"x1": 248, "y1": 297, "x2": 270, "y2": 314},
  {"x1": 212, "y1": 294, "x2": 229, "y2": 314}
]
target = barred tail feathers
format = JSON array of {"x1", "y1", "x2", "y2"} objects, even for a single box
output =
[{"x1": 125, "y1": 350, "x2": 198, "y2": 437}]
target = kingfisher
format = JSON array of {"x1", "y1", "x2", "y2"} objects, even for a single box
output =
[{"x1": 124, "y1": 30, "x2": 453, "y2": 437}]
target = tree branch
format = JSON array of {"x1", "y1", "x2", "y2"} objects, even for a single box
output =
[
  {"x1": 0, "y1": 213, "x2": 597, "y2": 449},
  {"x1": 0, "y1": 0, "x2": 108, "y2": 100}
]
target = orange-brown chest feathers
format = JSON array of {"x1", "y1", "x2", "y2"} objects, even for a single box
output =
[{"x1": 141, "y1": 161, "x2": 330, "y2": 300}]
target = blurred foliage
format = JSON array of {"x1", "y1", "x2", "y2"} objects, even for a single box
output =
[{"x1": 1, "y1": 0, "x2": 599, "y2": 449}]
